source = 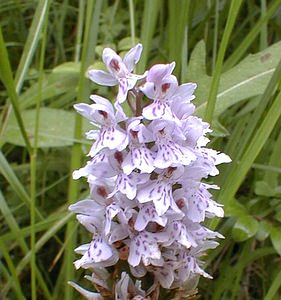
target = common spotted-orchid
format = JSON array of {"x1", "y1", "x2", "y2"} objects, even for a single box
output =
[{"x1": 69, "y1": 43, "x2": 231, "y2": 299}]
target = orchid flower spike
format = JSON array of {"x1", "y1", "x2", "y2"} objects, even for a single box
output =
[{"x1": 70, "y1": 43, "x2": 231, "y2": 300}]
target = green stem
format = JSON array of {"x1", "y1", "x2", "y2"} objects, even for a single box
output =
[
  {"x1": 74, "y1": 0, "x2": 85, "y2": 63},
  {"x1": 64, "y1": 1, "x2": 103, "y2": 298},
  {"x1": 128, "y1": 0, "x2": 136, "y2": 45},
  {"x1": 204, "y1": 0, "x2": 243, "y2": 124},
  {"x1": 30, "y1": 6, "x2": 49, "y2": 298},
  {"x1": 260, "y1": 0, "x2": 268, "y2": 50},
  {"x1": 212, "y1": 0, "x2": 219, "y2": 73},
  {"x1": 264, "y1": 267, "x2": 281, "y2": 300}
]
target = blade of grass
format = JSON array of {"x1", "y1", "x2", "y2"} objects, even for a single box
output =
[
  {"x1": 181, "y1": 25, "x2": 188, "y2": 82},
  {"x1": 30, "y1": 6, "x2": 49, "y2": 298},
  {"x1": 3, "y1": 210, "x2": 73, "y2": 298},
  {"x1": 128, "y1": 0, "x2": 136, "y2": 46},
  {"x1": 1, "y1": 208, "x2": 68, "y2": 243},
  {"x1": 0, "y1": 27, "x2": 32, "y2": 153},
  {"x1": 167, "y1": 0, "x2": 190, "y2": 77},
  {"x1": 0, "y1": 151, "x2": 35, "y2": 211},
  {"x1": 74, "y1": 0, "x2": 85, "y2": 62},
  {"x1": 263, "y1": 130, "x2": 281, "y2": 186},
  {"x1": 137, "y1": 0, "x2": 161, "y2": 72},
  {"x1": 14, "y1": 0, "x2": 51, "y2": 93},
  {"x1": 230, "y1": 241, "x2": 253, "y2": 300},
  {"x1": 52, "y1": 0, "x2": 68, "y2": 64},
  {"x1": 64, "y1": 1, "x2": 103, "y2": 298},
  {"x1": 219, "y1": 88, "x2": 281, "y2": 206},
  {"x1": 219, "y1": 57, "x2": 281, "y2": 190},
  {"x1": 0, "y1": 0, "x2": 51, "y2": 145},
  {"x1": 224, "y1": 0, "x2": 281, "y2": 70},
  {"x1": 264, "y1": 267, "x2": 281, "y2": 300},
  {"x1": 260, "y1": 0, "x2": 268, "y2": 50},
  {"x1": 0, "y1": 191, "x2": 52, "y2": 299},
  {"x1": 234, "y1": 57, "x2": 281, "y2": 161},
  {"x1": 211, "y1": 0, "x2": 219, "y2": 73},
  {"x1": 0, "y1": 239, "x2": 24, "y2": 299},
  {"x1": 204, "y1": 0, "x2": 243, "y2": 124}
]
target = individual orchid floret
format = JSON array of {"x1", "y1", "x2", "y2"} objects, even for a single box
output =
[
  {"x1": 127, "y1": 231, "x2": 167, "y2": 267},
  {"x1": 150, "y1": 120, "x2": 196, "y2": 169},
  {"x1": 140, "y1": 62, "x2": 197, "y2": 123},
  {"x1": 72, "y1": 150, "x2": 116, "y2": 180},
  {"x1": 173, "y1": 183, "x2": 224, "y2": 223},
  {"x1": 74, "y1": 95, "x2": 128, "y2": 157},
  {"x1": 137, "y1": 166, "x2": 184, "y2": 216},
  {"x1": 107, "y1": 151, "x2": 150, "y2": 200},
  {"x1": 115, "y1": 272, "x2": 146, "y2": 300},
  {"x1": 88, "y1": 44, "x2": 145, "y2": 105},
  {"x1": 122, "y1": 118, "x2": 155, "y2": 175},
  {"x1": 147, "y1": 261, "x2": 178, "y2": 289},
  {"x1": 74, "y1": 236, "x2": 119, "y2": 270},
  {"x1": 134, "y1": 202, "x2": 183, "y2": 232}
]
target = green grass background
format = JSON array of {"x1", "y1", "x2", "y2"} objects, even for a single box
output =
[{"x1": 0, "y1": 0, "x2": 281, "y2": 299}]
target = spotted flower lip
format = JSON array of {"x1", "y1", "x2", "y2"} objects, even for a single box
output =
[
  {"x1": 140, "y1": 63, "x2": 197, "y2": 124},
  {"x1": 74, "y1": 95, "x2": 128, "y2": 157},
  {"x1": 88, "y1": 44, "x2": 146, "y2": 105}
]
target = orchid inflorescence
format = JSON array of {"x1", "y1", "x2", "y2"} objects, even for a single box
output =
[{"x1": 69, "y1": 44, "x2": 231, "y2": 300}]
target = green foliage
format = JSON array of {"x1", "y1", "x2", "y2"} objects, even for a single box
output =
[
  {"x1": 3, "y1": 108, "x2": 91, "y2": 147},
  {"x1": 0, "y1": 0, "x2": 281, "y2": 299}
]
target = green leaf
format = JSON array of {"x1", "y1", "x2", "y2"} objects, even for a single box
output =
[
  {"x1": 256, "y1": 220, "x2": 271, "y2": 241},
  {"x1": 188, "y1": 40, "x2": 211, "y2": 107},
  {"x1": 255, "y1": 181, "x2": 276, "y2": 197},
  {"x1": 224, "y1": 199, "x2": 247, "y2": 217},
  {"x1": 270, "y1": 226, "x2": 281, "y2": 255},
  {"x1": 2, "y1": 108, "x2": 92, "y2": 148},
  {"x1": 211, "y1": 119, "x2": 230, "y2": 137},
  {"x1": 232, "y1": 215, "x2": 259, "y2": 242},
  {"x1": 118, "y1": 36, "x2": 140, "y2": 51},
  {"x1": 19, "y1": 62, "x2": 80, "y2": 109},
  {"x1": 189, "y1": 40, "x2": 281, "y2": 118}
]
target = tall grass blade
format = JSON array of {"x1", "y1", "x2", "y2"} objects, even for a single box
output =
[
  {"x1": 224, "y1": 0, "x2": 281, "y2": 70},
  {"x1": 219, "y1": 89, "x2": 281, "y2": 206},
  {"x1": 64, "y1": 1, "x2": 103, "y2": 298},
  {"x1": 137, "y1": 0, "x2": 161, "y2": 72},
  {"x1": 264, "y1": 267, "x2": 281, "y2": 300},
  {"x1": 0, "y1": 28, "x2": 32, "y2": 153},
  {"x1": 204, "y1": 0, "x2": 243, "y2": 123}
]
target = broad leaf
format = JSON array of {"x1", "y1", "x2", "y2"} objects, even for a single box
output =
[
  {"x1": 2, "y1": 108, "x2": 92, "y2": 148},
  {"x1": 19, "y1": 62, "x2": 80, "y2": 109},
  {"x1": 232, "y1": 215, "x2": 259, "y2": 242},
  {"x1": 256, "y1": 220, "x2": 271, "y2": 241},
  {"x1": 255, "y1": 181, "x2": 276, "y2": 197},
  {"x1": 189, "y1": 40, "x2": 281, "y2": 118},
  {"x1": 270, "y1": 226, "x2": 281, "y2": 255}
]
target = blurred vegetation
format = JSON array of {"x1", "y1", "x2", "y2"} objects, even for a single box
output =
[{"x1": 0, "y1": 0, "x2": 281, "y2": 299}]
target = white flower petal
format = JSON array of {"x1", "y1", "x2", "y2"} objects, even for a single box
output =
[
  {"x1": 74, "y1": 237, "x2": 119, "y2": 270},
  {"x1": 147, "y1": 62, "x2": 175, "y2": 84},
  {"x1": 123, "y1": 43, "x2": 143, "y2": 72},
  {"x1": 140, "y1": 81, "x2": 155, "y2": 99},
  {"x1": 68, "y1": 281, "x2": 104, "y2": 300},
  {"x1": 122, "y1": 145, "x2": 155, "y2": 175},
  {"x1": 134, "y1": 203, "x2": 167, "y2": 231},
  {"x1": 102, "y1": 47, "x2": 121, "y2": 67},
  {"x1": 137, "y1": 180, "x2": 172, "y2": 216},
  {"x1": 88, "y1": 69, "x2": 118, "y2": 86}
]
